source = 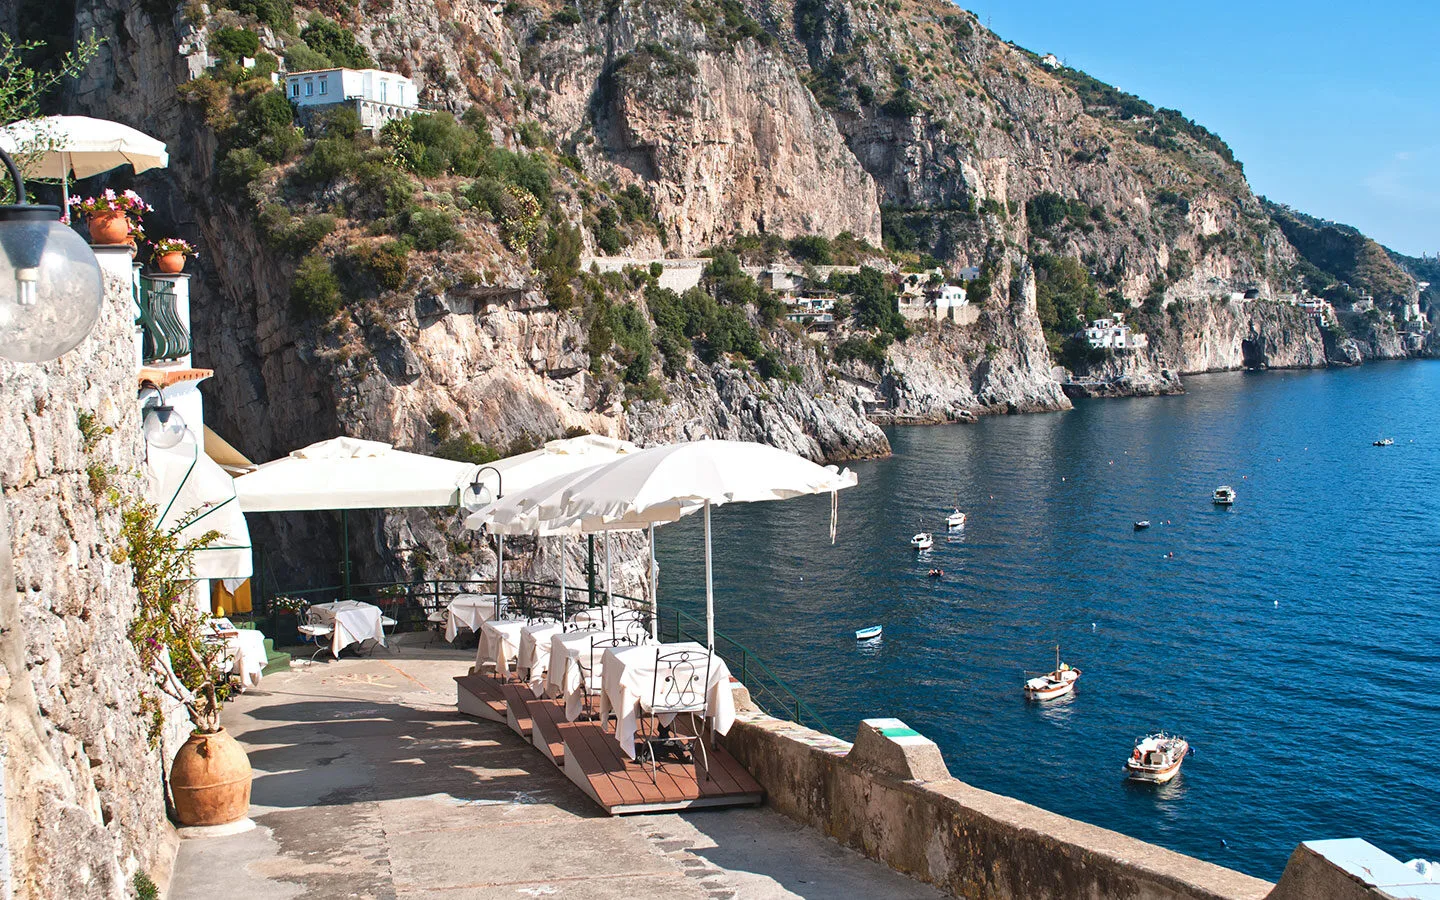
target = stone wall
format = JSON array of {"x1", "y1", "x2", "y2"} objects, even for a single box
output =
[
  {"x1": 1, "y1": 248, "x2": 171, "y2": 898},
  {"x1": 720, "y1": 710, "x2": 1275, "y2": 900}
]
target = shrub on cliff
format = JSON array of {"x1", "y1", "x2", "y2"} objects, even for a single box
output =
[
  {"x1": 1034, "y1": 254, "x2": 1105, "y2": 354},
  {"x1": 299, "y1": 19, "x2": 372, "y2": 68},
  {"x1": 226, "y1": 0, "x2": 293, "y2": 30},
  {"x1": 345, "y1": 239, "x2": 410, "y2": 292},
  {"x1": 291, "y1": 252, "x2": 342, "y2": 318},
  {"x1": 212, "y1": 27, "x2": 260, "y2": 61}
]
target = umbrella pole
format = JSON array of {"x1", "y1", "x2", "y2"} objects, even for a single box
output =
[
  {"x1": 704, "y1": 500, "x2": 714, "y2": 651},
  {"x1": 604, "y1": 531, "x2": 612, "y2": 606},
  {"x1": 340, "y1": 509, "x2": 351, "y2": 600},
  {"x1": 587, "y1": 535, "x2": 596, "y2": 607},
  {"x1": 559, "y1": 533, "x2": 567, "y2": 620},
  {"x1": 61, "y1": 152, "x2": 69, "y2": 214},
  {"x1": 496, "y1": 534, "x2": 504, "y2": 617},
  {"x1": 648, "y1": 524, "x2": 658, "y2": 640}
]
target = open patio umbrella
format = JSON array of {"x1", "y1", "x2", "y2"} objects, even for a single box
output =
[
  {"x1": 539, "y1": 440, "x2": 858, "y2": 648},
  {"x1": 147, "y1": 436, "x2": 252, "y2": 580},
  {"x1": 461, "y1": 434, "x2": 642, "y2": 615},
  {"x1": 0, "y1": 116, "x2": 169, "y2": 209}
]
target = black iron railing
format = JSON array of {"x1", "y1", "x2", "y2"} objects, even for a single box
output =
[{"x1": 135, "y1": 276, "x2": 190, "y2": 363}]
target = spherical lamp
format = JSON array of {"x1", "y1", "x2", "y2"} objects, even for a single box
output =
[
  {"x1": 0, "y1": 148, "x2": 104, "y2": 363},
  {"x1": 141, "y1": 389, "x2": 187, "y2": 450}
]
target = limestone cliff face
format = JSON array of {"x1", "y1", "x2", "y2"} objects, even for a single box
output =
[{"x1": 1151, "y1": 301, "x2": 1330, "y2": 373}]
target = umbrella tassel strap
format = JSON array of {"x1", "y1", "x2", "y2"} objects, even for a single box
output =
[{"x1": 830, "y1": 490, "x2": 838, "y2": 545}]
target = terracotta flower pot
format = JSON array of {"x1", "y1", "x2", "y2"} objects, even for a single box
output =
[
  {"x1": 156, "y1": 251, "x2": 186, "y2": 274},
  {"x1": 169, "y1": 728, "x2": 252, "y2": 826},
  {"x1": 87, "y1": 211, "x2": 131, "y2": 245}
]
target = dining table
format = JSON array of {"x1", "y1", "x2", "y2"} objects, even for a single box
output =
[
  {"x1": 476, "y1": 617, "x2": 531, "y2": 676},
  {"x1": 445, "y1": 594, "x2": 499, "y2": 642},
  {"x1": 547, "y1": 628, "x2": 626, "y2": 719},
  {"x1": 309, "y1": 600, "x2": 385, "y2": 656},
  {"x1": 516, "y1": 621, "x2": 566, "y2": 693},
  {"x1": 598, "y1": 641, "x2": 736, "y2": 760}
]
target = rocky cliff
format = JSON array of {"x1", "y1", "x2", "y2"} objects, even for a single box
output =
[{"x1": 22, "y1": 0, "x2": 1432, "y2": 585}]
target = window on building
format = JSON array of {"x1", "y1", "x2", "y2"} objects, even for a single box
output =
[
  {"x1": 305, "y1": 81, "x2": 313, "y2": 96},
  {"x1": 290, "y1": 82, "x2": 299, "y2": 98},
  {"x1": 379, "y1": 81, "x2": 387, "y2": 103},
  {"x1": 318, "y1": 78, "x2": 327, "y2": 95}
]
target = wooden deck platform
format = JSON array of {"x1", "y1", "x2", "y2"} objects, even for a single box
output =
[{"x1": 457, "y1": 671, "x2": 762, "y2": 815}]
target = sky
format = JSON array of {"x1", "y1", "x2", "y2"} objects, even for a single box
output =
[{"x1": 958, "y1": 1, "x2": 1440, "y2": 257}]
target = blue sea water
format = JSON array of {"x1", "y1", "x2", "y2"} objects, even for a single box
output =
[{"x1": 653, "y1": 361, "x2": 1440, "y2": 880}]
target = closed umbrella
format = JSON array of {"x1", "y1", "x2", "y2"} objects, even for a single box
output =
[
  {"x1": 0, "y1": 116, "x2": 169, "y2": 210},
  {"x1": 543, "y1": 440, "x2": 858, "y2": 648},
  {"x1": 146, "y1": 436, "x2": 252, "y2": 580}
]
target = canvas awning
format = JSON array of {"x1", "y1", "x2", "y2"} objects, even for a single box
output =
[
  {"x1": 203, "y1": 426, "x2": 256, "y2": 476},
  {"x1": 233, "y1": 436, "x2": 477, "y2": 512},
  {"x1": 145, "y1": 437, "x2": 252, "y2": 580}
]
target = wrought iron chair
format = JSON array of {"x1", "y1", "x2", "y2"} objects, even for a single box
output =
[
  {"x1": 636, "y1": 646, "x2": 713, "y2": 784},
  {"x1": 576, "y1": 635, "x2": 638, "y2": 720},
  {"x1": 295, "y1": 607, "x2": 334, "y2": 663}
]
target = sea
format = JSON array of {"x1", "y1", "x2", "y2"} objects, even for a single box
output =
[{"x1": 653, "y1": 360, "x2": 1440, "y2": 881}]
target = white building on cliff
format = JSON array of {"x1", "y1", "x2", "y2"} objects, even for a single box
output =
[
  {"x1": 284, "y1": 67, "x2": 419, "y2": 133},
  {"x1": 1084, "y1": 312, "x2": 1149, "y2": 350}
]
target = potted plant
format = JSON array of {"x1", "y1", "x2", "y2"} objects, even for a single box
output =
[
  {"x1": 151, "y1": 237, "x2": 197, "y2": 274},
  {"x1": 69, "y1": 188, "x2": 152, "y2": 246},
  {"x1": 121, "y1": 498, "x2": 252, "y2": 827},
  {"x1": 270, "y1": 594, "x2": 308, "y2": 645}
]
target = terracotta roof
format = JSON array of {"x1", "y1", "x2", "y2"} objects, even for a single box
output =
[{"x1": 137, "y1": 366, "x2": 213, "y2": 388}]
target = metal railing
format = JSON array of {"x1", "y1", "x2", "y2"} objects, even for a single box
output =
[
  {"x1": 659, "y1": 606, "x2": 832, "y2": 735},
  {"x1": 256, "y1": 571, "x2": 831, "y2": 735},
  {"x1": 136, "y1": 276, "x2": 190, "y2": 363}
]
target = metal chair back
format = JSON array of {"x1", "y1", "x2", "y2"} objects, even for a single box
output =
[{"x1": 650, "y1": 647, "x2": 711, "y2": 716}]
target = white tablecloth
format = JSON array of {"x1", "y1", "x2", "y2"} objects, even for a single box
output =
[
  {"x1": 445, "y1": 595, "x2": 498, "y2": 642},
  {"x1": 547, "y1": 628, "x2": 612, "y2": 718},
  {"x1": 599, "y1": 641, "x2": 735, "y2": 759},
  {"x1": 310, "y1": 600, "x2": 385, "y2": 655},
  {"x1": 476, "y1": 618, "x2": 528, "y2": 675},
  {"x1": 226, "y1": 629, "x2": 269, "y2": 687},
  {"x1": 517, "y1": 622, "x2": 565, "y2": 693}
]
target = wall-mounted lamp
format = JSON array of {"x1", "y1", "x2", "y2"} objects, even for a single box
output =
[
  {"x1": 0, "y1": 146, "x2": 104, "y2": 364},
  {"x1": 139, "y1": 381, "x2": 187, "y2": 449},
  {"x1": 462, "y1": 464, "x2": 503, "y2": 511}
]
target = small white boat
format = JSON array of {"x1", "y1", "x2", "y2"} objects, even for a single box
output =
[
  {"x1": 1212, "y1": 486, "x2": 1236, "y2": 506},
  {"x1": 855, "y1": 625, "x2": 882, "y2": 641},
  {"x1": 1024, "y1": 645, "x2": 1081, "y2": 701},
  {"x1": 1373, "y1": 438, "x2": 1394, "y2": 447},
  {"x1": 1134, "y1": 520, "x2": 1150, "y2": 530},
  {"x1": 1125, "y1": 733, "x2": 1191, "y2": 783},
  {"x1": 911, "y1": 532, "x2": 933, "y2": 550},
  {"x1": 946, "y1": 508, "x2": 966, "y2": 530}
]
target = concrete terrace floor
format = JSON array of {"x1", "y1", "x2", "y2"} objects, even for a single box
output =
[{"x1": 170, "y1": 642, "x2": 944, "y2": 899}]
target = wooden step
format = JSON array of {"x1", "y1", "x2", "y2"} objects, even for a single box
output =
[
  {"x1": 453, "y1": 673, "x2": 508, "y2": 723},
  {"x1": 501, "y1": 682, "x2": 534, "y2": 738},
  {"x1": 525, "y1": 697, "x2": 567, "y2": 767},
  {"x1": 556, "y1": 717, "x2": 763, "y2": 815}
]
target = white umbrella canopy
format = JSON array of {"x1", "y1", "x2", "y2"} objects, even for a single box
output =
[
  {"x1": 0, "y1": 116, "x2": 169, "y2": 208},
  {"x1": 146, "y1": 437, "x2": 253, "y2": 580},
  {"x1": 463, "y1": 433, "x2": 641, "y2": 508},
  {"x1": 234, "y1": 436, "x2": 476, "y2": 512},
  {"x1": 543, "y1": 440, "x2": 859, "y2": 648}
]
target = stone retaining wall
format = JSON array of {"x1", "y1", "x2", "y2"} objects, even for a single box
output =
[
  {"x1": 1, "y1": 248, "x2": 171, "y2": 898},
  {"x1": 719, "y1": 710, "x2": 1276, "y2": 900}
]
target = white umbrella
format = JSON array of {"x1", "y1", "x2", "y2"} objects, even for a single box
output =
[
  {"x1": 146, "y1": 437, "x2": 252, "y2": 580},
  {"x1": 234, "y1": 436, "x2": 475, "y2": 512},
  {"x1": 544, "y1": 440, "x2": 858, "y2": 648},
  {"x1": 0, "y1": 116, "x2": 169, "y2": 210},
  {"x1": 461, "y1": 433, "x2": 642, "y2": 615}
]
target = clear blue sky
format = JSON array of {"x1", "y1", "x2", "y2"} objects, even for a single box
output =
[{"x1": 959, "y1": 1, "x2": 1440, "y2": 257}]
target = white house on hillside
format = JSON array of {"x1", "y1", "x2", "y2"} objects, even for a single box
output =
[
  {"x1": 284, "y1": 68, "x2": 419, "y2": 133},
  {"x1": 1084, "y1": 313, "x2": 1149, "y2": 350}
]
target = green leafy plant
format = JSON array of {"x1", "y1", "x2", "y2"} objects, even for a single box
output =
[
  {"x1": 291, "y1": 252, "x2": 342, "y2": 318},
  {"x1": 120, "y1": 497, "x2": 226, "y2": 739}
]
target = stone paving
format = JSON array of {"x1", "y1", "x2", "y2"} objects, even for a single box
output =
[{"x1": 169, "y1": 644, "x2": 944, "y2": 899}]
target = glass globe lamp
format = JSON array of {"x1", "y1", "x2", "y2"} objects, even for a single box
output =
[
  {"x1": 0, "y1": 149, "x2": 105, "y2": 364},
  {"x1": 142, "y1": 400, "x2": 187, "y2": 450}
]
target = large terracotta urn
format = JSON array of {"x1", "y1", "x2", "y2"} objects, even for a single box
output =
[
  {"x1": 170, "y1": 728, "x2": 252, "y2": 826},
  {"x1": 87, "y1": 211, "x2": 131, "y2": 245},
  {"x1": 155, "y1": 251, "x2": 186, "y2": 274}
]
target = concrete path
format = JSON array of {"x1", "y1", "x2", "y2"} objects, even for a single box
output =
[{"x1": 170, "y1": 645, "x2": 943, "y2": 899}]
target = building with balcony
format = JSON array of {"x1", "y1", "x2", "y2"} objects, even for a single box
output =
[
  {"x1": 283, "y1": 67, "x2": 420, "y2": 133},
  {"x1": 784, "y1": 296, "x2": 836, "y2": 328}
]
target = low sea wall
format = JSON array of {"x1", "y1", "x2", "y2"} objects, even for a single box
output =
[{"x1": 719, "y1": 706, "x2": 1275, "y2": 900}]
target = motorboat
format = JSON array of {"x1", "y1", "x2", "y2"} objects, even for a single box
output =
[
  {"x1": 1373, "y1": 438, "x2": 1394, "y2": 447},
  {"x1": 855, "y1": 625, "x2": 882, "y2": 641},
  {"x1": 946, "y1": 509, "x2": 966, "y2": 530},
  {"x1": 1023, "y1": 645, "x2": 1081, "y2": 701},
  {"x1": 1134, "y1": 520, "x2": 1150, "y2": 530},
  {"x1": 1212, "y1": 486, "x2": 1236, "y2": 506},
  {"x1": 1124, "y1": 733, "x2": 1191, "y2": 783},
  {"x1": 911, "y1": 532, "x2": 933, "y2": 550}
]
